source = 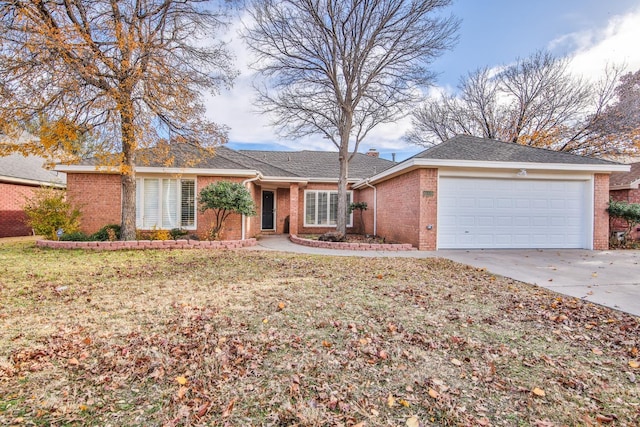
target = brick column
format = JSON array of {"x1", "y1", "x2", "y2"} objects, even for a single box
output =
[
  {"x1": 418, "y1": 169, "x2": 438, "y2": 250},
  {"x1": 593, "y1": 174, "x2": 610, "y2": 250},
  {"x1": 289, "y1": 183, "x2": 299, "y2": 235}
]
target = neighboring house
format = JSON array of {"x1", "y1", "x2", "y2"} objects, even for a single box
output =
[
  {"x1": 609, "y1": 162, "x2": 640, "y2": 240},
  {"x1": 55, "y1": 135, "x2": 628, "y2": 250},
  {"x1": 0, "y1": 152, "x2": 67, "y2": 237}
]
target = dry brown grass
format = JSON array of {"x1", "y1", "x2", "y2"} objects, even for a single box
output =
[{"x1": 0, "y1": 243, "x2": 638, "y2": 426}]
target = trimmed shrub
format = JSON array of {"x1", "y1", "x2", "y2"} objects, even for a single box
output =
[
  {"x1": 198, "y1": 181, "x2": 257, "y2": 240},
  {"x1": 170, "y1": 228, "x2": 188, "y2": 240},
  {"x1": 608, "y1": 199, "x2": 640, "y2": 245},
  {"x1": 23, "y1": 188, "x2": 81, "y2": 240},
  {"x1": 90, "y1": 224, "x2": 121, "y2": 241},
  {"x1": 59, "y1": 231, "x2": 91, "y2": 241}
]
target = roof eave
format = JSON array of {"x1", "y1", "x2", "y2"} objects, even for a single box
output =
[
  {"x1": 354, "y1": 159, "x2": 631, "y2": 188},
  {"x1": 55, "y1": 164, "x2": 260, "y2": 177},
  {"x1": 260, "y1": 176, "x2": 309, "y2": 184},
  {"x1": 610, "y1": 179, "x2": 640, "y2": 191},
  {"x1": 306, "y1": 177, "x2": 361, "y2": 184},
  {"x1": 0, "y1": 175, "x2": 66, "y2": 188}
]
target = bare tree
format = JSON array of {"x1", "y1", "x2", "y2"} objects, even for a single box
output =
[
  {"x1": 585, "y1": 68, "x2": 640, "y2": 157},
  {"x1": 0, "y1": 0, "x2": 237, "y2": 240},
  {"x1": 407, "y1": 51, "x2": 630, "y2": 157},
  {"x1": 244, "y1": 0, "x2": 458, "y2": 236}
]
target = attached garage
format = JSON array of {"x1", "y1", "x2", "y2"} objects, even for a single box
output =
[
  {"x1": 356, "y1": 135, "x2": 629, "y2": 251},
  {"x1": 438, "y1": 176, "x2": 590, "y2": 249}
]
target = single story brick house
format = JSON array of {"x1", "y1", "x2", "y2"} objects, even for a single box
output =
[
  {"x1": 609, "y1": 162, "x2": 640, "y2": 240},
  {"x1": 0, "y1": 145, "x2": 67, "y2": 238},
  {"x1": 55, "y1": 135, "x2": 628, "y2": 250}
]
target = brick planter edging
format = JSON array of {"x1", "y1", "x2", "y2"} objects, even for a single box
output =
[
  {"x1": 290, "y1": 234, "x2": 416, "y2": 251},
  {"x1": 36, "y1": 238, "x2": 257, "y2": 250}
]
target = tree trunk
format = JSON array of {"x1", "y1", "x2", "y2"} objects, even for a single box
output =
[
  {"x1": 336, "y1": 138, "x2": 350, "y2": 236},
  {"x1": 119, "y1": 96, "x2": 137, "y2": 241}
]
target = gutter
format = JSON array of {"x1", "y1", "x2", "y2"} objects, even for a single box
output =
[
  {"x1": 54, "y1": 164, "x2": 261, "y2": 178},
  {"x1": 364, "y1": 179, "x2": 377, "y2": 236},
  {"x1": 241, "y1": 173, "x2": 263, "y2": 240},
  {"x1": 354, "y1": 158, "x2": 631, "y2": 188},
  {"x1": 0, "y1": 175, "x2": 66, "y2": 188}
]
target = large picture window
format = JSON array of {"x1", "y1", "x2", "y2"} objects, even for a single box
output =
[
  {"x1": 136, "y1": 178, "x2": 196, "y2": 229},
  {"x1": 304, "y1": 190, "x2": 353, "y2": 227}
]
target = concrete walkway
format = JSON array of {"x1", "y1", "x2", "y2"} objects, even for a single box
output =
[{"x1": 253, "y1": 235, "x2": 640, "y2": 316}]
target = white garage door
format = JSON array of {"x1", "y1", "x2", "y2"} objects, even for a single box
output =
[{"x1": 438, "y1": 177, "x2": 589, "y2": 249}]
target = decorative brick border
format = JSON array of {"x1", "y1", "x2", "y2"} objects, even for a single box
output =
[
  {"x1": 36, "y1": 238, "x2": 257, "y2": 250},
  {"x1": 290, "y1": 234, "x2": 416, "y2": 251}
]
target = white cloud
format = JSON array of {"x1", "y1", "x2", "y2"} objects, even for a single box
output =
[{"x1": 555, "y1": 7, "x2": 640, "y2": 79}]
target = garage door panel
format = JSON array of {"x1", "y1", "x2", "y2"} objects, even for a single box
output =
[
  {"x1": 476, "y1": 216, "x2": 493, "y2": 226},
  {"x1": 513, "y1": 217, "x2": 530, "y2": 226},
  {"x1": 549, "y1": 216, "x2": 567, "y2": 226},
  {"x1": 438, "y1": 177, "x2": 588, "y2": 249},
  {"x1": 458, "y1": 216, "x2": 475, "y2": 226},
  {"x1": 477, "y1": 198, "x2": 494, "y2": 208}
]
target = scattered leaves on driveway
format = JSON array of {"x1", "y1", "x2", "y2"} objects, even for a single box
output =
[{"x1": 0, "y1": 243, "x2": 638, "y2": 425}]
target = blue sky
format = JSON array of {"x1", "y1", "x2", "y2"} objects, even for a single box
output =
[{"x1": 207, "y1": 1, "x2": 640, "y2": 161}]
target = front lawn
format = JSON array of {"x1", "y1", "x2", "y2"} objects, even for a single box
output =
[{"x1": 0, "y1": 243, "x2": 638, "y2": 426}]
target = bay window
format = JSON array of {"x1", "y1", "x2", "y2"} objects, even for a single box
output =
[
  {"x1": 136, "y1": 178, "x2": 196, "y2": 229},
  {"x1": 304, "y1": 190, "x2": 352, "y2": 227}
]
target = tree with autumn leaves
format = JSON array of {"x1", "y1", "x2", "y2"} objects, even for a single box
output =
[{"x1": 0, "y1": 0, "x2": 237, "y2": 240}]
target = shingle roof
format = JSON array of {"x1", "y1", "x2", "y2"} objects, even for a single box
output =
[
  {"x1": 76, "y1": 144, "x2": 395, "y2": 180},
  {"x1": 610, "y1": 162, "x2": 640, "y2": 187},
  {"x1": 414, "y1": 135, "x2": 618, "y2": 165},
  {"x1": 0, "y1": 152, "x2": 66, "y2": 186},
  {"x1": 240, "y1": 150, "x2": 396, "y2": 179},
  {"x1": 80, "y1": 144, "x2": 294, "y2": 177},
  {"x1": 0, "y1": 131, "x2": 67, "y2": 186}
]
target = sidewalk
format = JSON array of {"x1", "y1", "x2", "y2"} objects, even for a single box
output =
[{"x1": 251, "y1": 234, "x2": 438, "y2": 258}]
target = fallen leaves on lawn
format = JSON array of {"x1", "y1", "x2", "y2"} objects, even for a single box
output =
[
  {"x1": 1, "y1": 249, "x2": 638, "y2": 426},
  {"x1": 406, "y1": 415, "x2": 420, "y2": 427},
  {"x1": 532, "y1": 387, "x2": 546, "y2": 397}
]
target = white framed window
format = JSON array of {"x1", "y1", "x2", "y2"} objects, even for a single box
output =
[
  {"x1": 136, "y1": 178, "x2": 196, "y2": 229},
  {"x1": 304, "y1": 190, "x2": 353, "y2": 227}
]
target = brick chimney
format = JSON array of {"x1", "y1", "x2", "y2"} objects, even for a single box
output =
[{"x1": 366, "y1": 148, "x2": 379, "y2": 158}]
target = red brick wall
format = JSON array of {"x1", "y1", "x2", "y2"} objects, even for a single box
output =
[
  {"x1": 593, "y1": 174, "x2": 610, "y2": 250},
  {"x1": 296, "y1": 183, "x2": 357, "y2": 235},
  {"x1": 375, "y1": 169, "x2": 438, "y2": 250},
  {"x1": 355, "y1": 187, "x2": 375, "y2": 235},
  {"x1": 289, "y1": 183, "x2": 299, "y2": 235},
  {"x1": 67, "y1": 174, "x2": 264, "y2": 240},
  {"x1": 196, "y1": 176, "x2": 244, "y2": 240},
  {"x1": 0, "y1": 182, "x2": 39, "y2": 237},
  {"x1": 245, "y1": 181, "x2": 260, "y2": 238},
  {"x1": 275, "y1": 188, "x2": 290, "y2": 233},
  {"x1": 418, "y1": 169, "x2": 438, "y2": 250},
  {"x1": 67, "y1": 173, "x2": 121, "y2": 234}
]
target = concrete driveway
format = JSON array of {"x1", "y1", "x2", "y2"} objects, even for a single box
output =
[{"x1": 438, "y1": 249, "x2": 640, "y2": 316}]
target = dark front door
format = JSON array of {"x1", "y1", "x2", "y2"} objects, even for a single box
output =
[{"x1": 262, "y1": 190, "x2": 275, "y2": 230}]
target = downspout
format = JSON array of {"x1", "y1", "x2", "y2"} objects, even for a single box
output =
[
  {"x1": 242, "y1": 173, "x2": 262, "y2": 240},
  {"x1": 364, "y1": 179, "x2": 377, "y2": 236}
]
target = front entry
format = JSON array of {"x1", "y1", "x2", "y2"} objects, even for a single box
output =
[{"x1": 262, "y1": 190, "x2": 275, "y2": 230}]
